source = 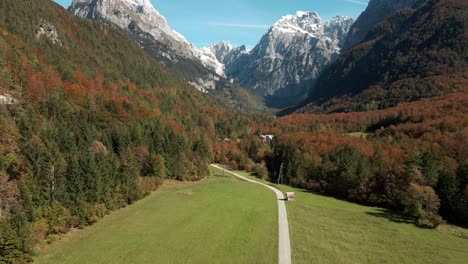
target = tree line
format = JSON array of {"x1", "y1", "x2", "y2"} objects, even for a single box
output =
[{"x1": 0, "y1": 0, "x2": 255, "y2": 262}]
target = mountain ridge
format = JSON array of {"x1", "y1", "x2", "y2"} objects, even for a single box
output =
[
  {"x1": 69, "y1": 0, "x2": 195, "y2": 57},
  {"x1": 295, "y1": 0, "x2": 467, "y2": 114},
  {"x1": 68, "y1": 0, "x2": 266, "y2": 112},
  {"x1": 0, "y1": 1, "x2": 260, "y2": 261},
  {"x1": 201, "y1": 11, "x2": 354, "y2": 108},
  {"x1": 344, "y1": 0, "x2": 422, "y2": 50}
]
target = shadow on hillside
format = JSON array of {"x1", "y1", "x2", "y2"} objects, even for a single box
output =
[{"x1": 366, "y1": 208, "x2": 413, "y2": 224}]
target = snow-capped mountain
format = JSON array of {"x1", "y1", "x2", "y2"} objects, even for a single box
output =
[
  {"x1": 197, "y1": 47, "x2": 226, "y2": 77},
  {"x1": 196, "y1": 41, "x2": 254, "y2": 78},
  {"x1": 324, "y1": 16, "x2": 355, "y2": 49},
  {"x1": 69, "y1": 0, "x2": 241, "y2": 95},
  {"x1": 197, "y1": 41, "x2": 234, "y2": 76},
  {"x1": 69, "y1": 0, "x2": 239, "y2": 81},
  {"x1": 68, "y1": 2, "x2": 354, "y2": 109},
  {"x1": 69, "y1": 0, "x2": 195, "y2": 58},
  {"x1": 211, "y1": 11, "x2": 354, "y2": 108},
  {"x1": 208, "y1": 41, "x2": 235, "y2": 64}
]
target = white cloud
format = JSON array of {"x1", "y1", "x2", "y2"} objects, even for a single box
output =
[
  {"x1": 343, "y1": 0, "x2": 368, "y2": 6},
  {"x1": 208, "y1": 23, "x2": 269, "y2": 29}
]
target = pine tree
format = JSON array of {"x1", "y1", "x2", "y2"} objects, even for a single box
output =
[
  {"x1": 65, "y1": 155, "x2": 86, "y2": 219},
  {"x1": 120, "y1": 150, "x2": 141, "y2": 204},
  {"x1": 145, "y1": 154, "x2": 166, "y2": 178},
  {"x1": 0, "y1": 221, "x2": 22, "y2": 263},
  {"x1": 10, "y1": 208, "x2": 32, "y2": 254}
]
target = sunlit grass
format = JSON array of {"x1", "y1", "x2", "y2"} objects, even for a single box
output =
[
  {"x1": 236, "y1": 170, "x2": 468, "y2": 264},
  {"x1": 35, "y1": 168, "x2": 277, "y2": 264}
]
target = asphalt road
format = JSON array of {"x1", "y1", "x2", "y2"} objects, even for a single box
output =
[{"x1": 211, "y1": 164, "x2": 292, "y2": 264}]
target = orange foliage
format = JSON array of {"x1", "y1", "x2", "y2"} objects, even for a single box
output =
[
  {"x1": 166, "y1": 119, "x2": 182, "y2": 134},
  {"x1": 272, "y1": 92, "x2": 468, "y2": 134}
]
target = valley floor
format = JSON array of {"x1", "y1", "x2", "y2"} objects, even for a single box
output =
[
  {"x1": 233, "y1": 171, "x2": 468, "y2": 264},
  {"x1": 34, "y1": 168, "x2": 277, "y2": 264},
  {"x1": 35, "y1": 168, "x2": 468, "y2": 264}
]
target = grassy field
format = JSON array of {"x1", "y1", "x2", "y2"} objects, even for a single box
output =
[
  {"x1": 234, "y1": 170, "x2": 468, "y2": 264},
  {"x1": 35, "y1": 168, "x2": 277, "y2": 264},
  {"x1": 345, "y1": 132, "x2": 370, "y2": 139}
]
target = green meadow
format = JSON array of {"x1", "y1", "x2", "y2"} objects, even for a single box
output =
[
  {"x1": 35, "y1": 168, "x2": 277, "y2": 264},
  {"x1": 35, "y1": 167, "x2": 468, "y2": 264},
  {"x1": 234, "y1": 170, "x2": 468, "y2": 264}
]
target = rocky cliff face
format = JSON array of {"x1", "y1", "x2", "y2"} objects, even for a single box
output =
[
  {"x1": 69, "y1": 0, "x2": 230, "y2": 95},
  {"x1": 35, "y1": 19, "x2": 63, "y2": 46},
  {"x1": 197, "y1": 42, "x2": 251, "y2": 79},
  {"x1": 68, "y1": 0, "x2": 266, "y2": 111},
  {"x1": 68, "y1": 2, "x2": 356, "y2": 109},
  {"x1": 295, "y1": 0, "x2": 466, "y2": 114},
  {"x1": 69, "y1": 0, "x2": 195, "y2": 57},
  {"x1": 208, "y1": 41, "x2": 235, "y2": 64},
  {"x1": 343, "y1": 0, "x2": 421, "y2": 50},
  {"x1": 197, "y1": 41, "x2": 234, "y2": 76},
  {"x1": 219, "y1": 12, "x2": 354, "y2": 108}
]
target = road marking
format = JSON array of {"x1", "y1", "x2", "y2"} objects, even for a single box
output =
[{"x1": 211, "y1": 164, "x2": 292, "y2": 264}]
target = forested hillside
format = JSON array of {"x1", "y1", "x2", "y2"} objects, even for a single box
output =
[
  {"x1": 266, "y1": 92, "x2": 467, "y2": 227},
  {"x1": 0, "y1": 0, "x2": 257, "y2": 262},
  {"x1": 209, "y1": 0, "x2": 468, "y2": 228},
  {"x1": 68, "y1": 0, "x2": 266, "y2": 112},
  {"x1": 297, "y1": 0, "x2": 467, "y2": 113},
  {"x1": 129, "y1": 22, "x2": 266, "y2": 112},
  {"x1": 205, "y1": 1, "x2": 468, "y2": 231},
  {"x1": 343, "y1": 0, "x2": 420, "y2": 50},
  {"x1": 0, "y1": 0, "x2": 466, "y2": 263},
  {"x1": 265, "y1": 0, "x2": 467, "y2": 227}
]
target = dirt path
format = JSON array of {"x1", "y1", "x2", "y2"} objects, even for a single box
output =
[{"x1": 211, "y1": 164, "x2": 292, "y2": 264}]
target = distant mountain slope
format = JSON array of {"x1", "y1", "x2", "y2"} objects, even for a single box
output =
[
  {"x1": 344, "y1": 0, "x2": 421, "y2": 50},
  {"x1": 0, "y1": 0, "x2": 259, "y2": 261},
  {"x1": 295, "y1": 0, "x2": 467, "y2": 114},
  {"x1": 200, "y1": 12, "x2": 354, "y2": 109},
  {"x1": 69, "y1": 0, "x2": 265, "y2": 111},
  {"x1": 200, "y1": 42, "x2": 250, "y2": 79},
  {"x1": 69, "y1": 0, "x2": 195, "y2": 57}
]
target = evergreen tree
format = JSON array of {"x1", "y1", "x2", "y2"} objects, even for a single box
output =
[
  {"x1": 65, "y1": 154, "x2": 85, "y2": 218},
  {"x1": 0, "y1": 221, "x2": 21, "y2": 263},
  {"x1": 10, "y1": 208, "x2": 31, "y2": 255},
  {"x1": 329, "y1": 145, "x2": 367, "y2": 198},
  {"x1": 120, "y1": 150, "x2": 141, "y2": 204},
  {"x1": 43, "y1": 201, "x2": 71, "y2": 235},
  {"x1": 145, "y1": 154, "x2": 166, "y2": 178},
  {"x1": 172, "y1": 153, "x2": 190, "y2": 181}
]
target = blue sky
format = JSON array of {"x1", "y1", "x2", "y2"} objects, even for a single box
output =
[{"x1": 54, "y1": 0, "x2": 369, "y2": 48}]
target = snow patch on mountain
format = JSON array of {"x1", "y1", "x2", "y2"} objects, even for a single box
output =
[
  {"x1": 202, "y1": 11, "x2": 355, "y2": 108},
  {"x1": 272, "y1": 11, "x2": 323, "y2": 38},
  {"x1": 69, "y1": 0, "x2": 238, "y2": 94},
  {"x1": 195, "y1": 42, "x2": 231, "y2": 76},
  {"x1": 69, "y1": 0, "x2": 195, "y2": 58}
]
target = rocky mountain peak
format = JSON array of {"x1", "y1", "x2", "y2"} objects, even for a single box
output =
[
  {"x1": 208, "y1": 41, "x2": 234, "y2": 63},
  {"x1": 324, "y1": 16, "x2": 355, "y2": 48},
  {"x1": 272, "y1": 11, "x2": 323, "y2": 37},
  {"x1": 69, "y1": 0, "x2": 195, "y2": 58},
  {"x1": 69, "y1": 0, "x2": 241, "y2": 95},
  {"x1": 220, "y1": 11, "x2": 355, "y2": 108},
  {"x1": 196, "y1": 41, "x2": 244, "y2": 77}
]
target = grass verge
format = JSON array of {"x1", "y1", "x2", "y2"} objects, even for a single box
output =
[{"x1": 35, "y1": 168, "x2": 277, "y2": 264}]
